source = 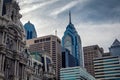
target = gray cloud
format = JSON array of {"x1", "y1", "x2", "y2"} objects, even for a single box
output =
[{"x1": 20, "y1": 0, "x2": 120, "y2": 52}]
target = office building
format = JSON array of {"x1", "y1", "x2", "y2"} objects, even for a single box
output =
[
  {"x1": 94, "y1": 56, "x2": 120, "y2": 80},
  {"x1": 26, "y1": 35, "x2": 62, "y2": 80},
  {"x1": 60, "y1": 66, "x2": 96, "y2": 80},
  {"x1": 62, "y1": 48, "x2": 76, "y2": 68},
  {"x1": 83, "y1": 45, "x2": 103, "y2": 76},
  {"x1": 109, "y1": 39, "x2": 120, "y2": 56},
  {"x1": 24, "y1": 21, "x2": 37, "y2": 39},
  {"x1": 62, "y1": 11, "x2": 83, "y2": 67}
]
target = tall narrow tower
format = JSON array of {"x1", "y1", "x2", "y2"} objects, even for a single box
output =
[{"x1": 62, "y1": 11, "x2": 83, "y2": 67}]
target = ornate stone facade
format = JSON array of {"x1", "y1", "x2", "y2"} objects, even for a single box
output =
[
  {"x1": 0, "y1": 0, "x2": 55, "y2": 80},
  {"x1": 0, "y1": 0, "x2": 30, "y2": 80}
]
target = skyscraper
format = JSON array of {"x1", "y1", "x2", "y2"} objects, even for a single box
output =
[
  {"x1": 62, "y1": 11, "x2": 83, "y2": 67},
  {"x1": 62, "y1": 48, "x2": 76, "y2": 68},
  {"x1": 24, "y1": 21, "x2": 37, "y2": 40},
  {"x1": 26, "y1": 35, "x2": 62, "y2": 80},
  {"x1": 83, "y1": 45, "x2": 103, "y2": 76},
  {"x1": 109, "y1": 39, "x2": 120, "y2": 56}
]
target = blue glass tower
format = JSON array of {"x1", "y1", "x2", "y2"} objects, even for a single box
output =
[
  {"x1": 109, "y1": 39, "x2": 120, "y2": 56},
  {"x1": 62, "y1": 48, "x2": 76, "y2": 68},
  {"x1": 62, "y1": 11, "x2": 83, "y2": 67},
  {"x1": 24, "y1": 21, "x2": 37, "y2": 39}
]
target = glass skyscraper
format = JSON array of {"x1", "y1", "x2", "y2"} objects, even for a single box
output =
[
  {"x1": 24, "y1": 21, "x2": 37, "y2": 39},
  {"x1": 62, "y1": 11, "x2": 83, "y2": 67},
  {"x1": 62, "y1": 48, "x2": 76, "y2": 68}
]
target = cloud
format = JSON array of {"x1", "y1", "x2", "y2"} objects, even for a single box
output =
[
  {"x1": 77, "y1": 23, "x2": 120, "y2": 51},
  {"x1": 74, "y1": 0, "x2": 120, "y2": 23},
  {"x1": 20, "y1": 0, "x2": 58, "y2": 14},
  {"x1": 50, "y1": 0, "x2": 80, "y2": 16},
  {"x1": 19, "y1": 0, "x2": 120, "y2": 52}
]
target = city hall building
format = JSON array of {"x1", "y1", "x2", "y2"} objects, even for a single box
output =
[{"x1": 0, "y1": 0, "x2": 29, "y2": 80}]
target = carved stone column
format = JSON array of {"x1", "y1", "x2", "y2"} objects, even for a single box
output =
[
  {"x1": 1, "y1": 55, "x2": 5, "y2": 72},
  {"x1": 1, "y1": 32, "x2": 5, "y2": 44},
  {"x1": 14, "y1": 60, "x2": 19, "y2": 80},
  {"x1": 22, "y1": 65, "x2": 25, "y2": 79},
  {"x1": 3, "y1": 32, "x2": 7, "y2": 46},
  {"x1": 21, "y1": 65, "x2": 24, "y2": 80},
  {"x1": 0, "y1": 54, "x2": 2, "y2": 71},
  {"x1": 0, "y1": 54, "x2": 5, "y2": 80},
  {"x1": 0, "y1": 54, "x2": 4, "y2": 80},
  {"x1": 17, "y1": 61, "x2": 19, "y2": 79}
]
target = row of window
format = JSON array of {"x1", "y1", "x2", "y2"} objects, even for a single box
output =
[{"x1": 34, "y1": 37, "x2": 51, "y2": 43}]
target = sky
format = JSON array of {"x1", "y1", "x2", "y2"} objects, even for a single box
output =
[{"x1": 19, "y1": 0, "x2": 120, "y2": 52}]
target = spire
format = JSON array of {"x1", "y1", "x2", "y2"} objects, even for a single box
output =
[{"x1": 69, "y1": 11, "x2": 71, "y2": 24}]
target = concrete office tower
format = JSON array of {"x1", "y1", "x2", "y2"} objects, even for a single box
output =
[
  {"x1": 94, "y1": 56, "x2": 120, "y2": 80},
  {"x1": 109, "y1": 39, "x2": 120, "y2": 56},
  {"x1": 24, "y1": 21, "x2": 37, "y2": 40},
  {"x1": 83, "y1": 45, "x2": 103, "y2": 77},
  {"x1": 26, "y1": 35, "x2": 62, "y2": 80},
  {"x1": 62, "y1": 11, "x2": 83, "y2": 67}
]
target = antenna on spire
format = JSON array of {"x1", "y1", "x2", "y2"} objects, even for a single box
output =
[{"x1": 69, "y1": 11, "x2": 71, "y2": 24}]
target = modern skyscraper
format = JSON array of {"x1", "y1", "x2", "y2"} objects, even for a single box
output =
[
  {"x1": 26, "y1": 35, "x2": 62, "y2": 80},
  {"x1": 94, "y1": 56, "x2": 120, "y2": 80},
  {"x1": 62, "y1": 11, "x2": 83, "y2": 67},
  {"x1": 83, "y1": 45, "x2": 103, "y2": 77},
  {"x1": 109, "y1": 39, "x2": 120, "y2": 56},
  {"x1": 62, "y1": 48, "x2": 76, "y2": 68},
  {"x1": 24, "y1": 21, "x2": 37, "y2": 40}
]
